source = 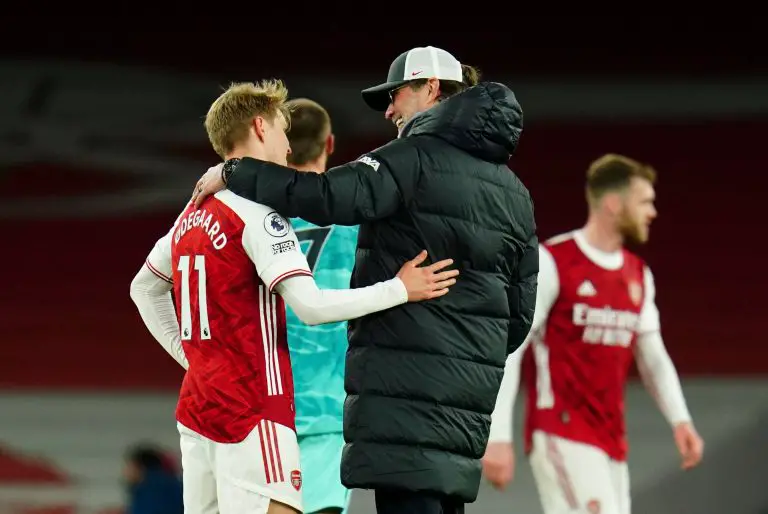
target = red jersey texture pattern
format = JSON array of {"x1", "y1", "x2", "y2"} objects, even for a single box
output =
[
  {"x1": 146, "y1": 190, "x2": 312, "y2": 443},
  {"x1": 523, "y1": 232, "x2": 652, "y2": 461}
]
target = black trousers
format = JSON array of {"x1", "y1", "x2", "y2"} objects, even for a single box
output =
[{"x1": 374, "y1": 489, "x2": 465, "y2": 514}]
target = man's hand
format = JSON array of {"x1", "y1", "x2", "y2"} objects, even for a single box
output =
[
  {"x1": 192, "y1": 163, "x2": 225, "y2": 207},
  {"x1": 673, "y1": 421, "x2": 704, "y2": 470},
  {"x1": 397, "y1": 250, "x2": 459, "y2": 301},
  {"x1": 482, "y1": 442, "x2": 515, "y2": 491}
]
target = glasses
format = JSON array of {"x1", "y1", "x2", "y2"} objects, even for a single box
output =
[{"x1": 388, "y1": 83, "x2": 409, "y2": 104}]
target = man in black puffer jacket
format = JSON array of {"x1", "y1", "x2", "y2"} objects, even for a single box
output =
[{"x1": 192, "y1": 46, "x2": 538, "y2": 514}]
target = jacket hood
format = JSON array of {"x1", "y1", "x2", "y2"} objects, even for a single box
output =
[{"x1": 401, "y1": 82, "x2": 523, "y2": 163}]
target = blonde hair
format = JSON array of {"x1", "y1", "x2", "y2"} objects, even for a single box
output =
[
  {"x1": 204, "y1": 79, "x2": 290, "y2": 159},
  {"x1": 586, "y1": 153, "x2": 656, "y2": 206}
]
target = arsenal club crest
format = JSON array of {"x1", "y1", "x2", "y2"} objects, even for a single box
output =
[
  {"x1": 628, "y1": 280, "x2": 643, "y2": 306},
  {"x1": 290, "y1": 469, "x2": 302, "y2": 491}
]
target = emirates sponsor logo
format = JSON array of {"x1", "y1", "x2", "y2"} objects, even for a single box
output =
[{"x1": 572, "y1": 303, "x2": 639, "y2": 347}]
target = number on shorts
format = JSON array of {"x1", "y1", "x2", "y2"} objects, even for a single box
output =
[{"x1": 177, "y1": 255, "x2": 211, "y2": 340}]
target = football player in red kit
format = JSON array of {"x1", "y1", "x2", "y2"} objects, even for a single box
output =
[{"x1": 483, "y1": 154, "x2": 704, "y2": 514}]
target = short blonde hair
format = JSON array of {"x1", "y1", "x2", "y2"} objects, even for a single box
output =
[
  {"x1": 286, "y1": 98, "x2": 331, "y2": 166},
  {"x1": 586, "y1": 153, "x2": 656, "y2": 206},
  {"x1": 204, "y1": 79, "x2": 290, "y2": 159}
]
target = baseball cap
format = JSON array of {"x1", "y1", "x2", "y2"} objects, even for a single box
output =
[{"x1": 361, "y1": 46, "x2": 463, "y2": 112}]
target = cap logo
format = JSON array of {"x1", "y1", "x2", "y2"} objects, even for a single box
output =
[{"x1": 410, "y1": 70, "x2": 423, "y2": 77}]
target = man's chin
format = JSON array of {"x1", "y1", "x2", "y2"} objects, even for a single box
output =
[{"x1": 624, "y1": 231, "x2": 649, "y2": 245}]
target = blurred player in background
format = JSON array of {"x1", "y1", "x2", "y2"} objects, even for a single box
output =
[
  {"x1": 283, "y1": 98, "x2": 355, "y2": 514},
  {"x1": 483, "y1": 154, "x2": 704, "y2": 514},
  {"x1": 123, "y1": 443, "x2": 183, "y2": 514},
  {"x1": 129, "y1": 80, "x2": 460, "y2": 514}
]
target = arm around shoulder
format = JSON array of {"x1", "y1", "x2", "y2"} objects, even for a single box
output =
[
  {"x1": 226, "y1": 141, "x2": 420, "y2": 226},
  {"x1": 276, "y1": 275, "x2": 408, "y2": 325}
]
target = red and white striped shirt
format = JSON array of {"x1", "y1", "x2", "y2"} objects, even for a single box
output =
[{"x1": 146, "y1": 190, "x2": 311, "y2": 443}]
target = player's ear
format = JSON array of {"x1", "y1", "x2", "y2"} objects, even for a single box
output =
[
  {"x1": 604, "y1": 192, "x2": 623, "y2": 215},
  {"x1": 253, "y1": 117, "x2": 267, "y2": 142},
  {"x1": 326, "y1": 133, "x2": 335, "y2": 157}
]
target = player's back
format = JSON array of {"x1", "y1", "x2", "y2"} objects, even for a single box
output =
[
  {"x1": 522, "y1": 231, "x2": 647, "y2": 460},
  {"x1": 170, "y1": 190, "x2": 299, "y2": 444},
  {"x1": 287, "y1": 218, "x2": 359, "y2": 437}
]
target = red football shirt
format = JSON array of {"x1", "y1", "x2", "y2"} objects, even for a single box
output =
[
  {"x1": 145, "y1": 191, "x2": 312, "y2": 443},
  {"x1": 521, "y1": 231, "x2": 658, "y2": 461}
]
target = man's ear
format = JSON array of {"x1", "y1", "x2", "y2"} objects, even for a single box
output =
[
  {"x1": 603, "y1": 192, "x2": 623, "y2": 216},
  {"x1": 427, "y1": 78, "x2": 441, "y2": 103},
  {"x1": 326, "y1": 132, "x2": 335, "y2": 157},
  {"x1": 252, "y1": 117, "x2": 267, "y2": 142}
]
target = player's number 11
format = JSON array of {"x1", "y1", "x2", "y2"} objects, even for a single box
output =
[{"x1": 177, "y1": 255, "x2": 212, "y2": 341}]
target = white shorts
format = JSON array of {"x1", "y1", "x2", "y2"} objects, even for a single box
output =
[
  {"x1": 529, "y1": 430, "x2": 630, "y2": 514},
  {"x1": 177, "y1": 420, "x2": 303, "y2": 514}
]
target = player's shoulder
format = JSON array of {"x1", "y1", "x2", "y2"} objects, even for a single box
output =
[
  {"x1": 543, "y1": 230, "x2": 576, "y2": 247},
  {"x1": 214, "y1": 190, "x2": 274, "y2": 219},
  {"x1": 332, "y1": 224, "x2": 360, "y2": 240},
  {"x1": 214, "y1": 190, "x2": 291, "y2": 235},
  {"x1": 542, "y1": 230, "x2": 578, "y2": 254},
  {"x1": 291, "y1": 219, "x2": 359, "y2": 238},
  {"x1": 621, "y1": 247, "x2": 647, "y2": 271},
  {"x1": 289, "y1": 217, "x2": 314, "y2": 231}
]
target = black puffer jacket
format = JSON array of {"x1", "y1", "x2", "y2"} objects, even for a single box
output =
[{"x1": 225, "y1": 82, "x2": 538, "y2": 502}]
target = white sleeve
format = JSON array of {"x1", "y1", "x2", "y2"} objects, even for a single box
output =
[
  {"x1": 637, "y1": 266, "x2": 661, "y2": 334},
  {"x1": 634, "y1": 266, "x2": 692, "y2": 426},
  {"x1": 241, "y1": 209, "x2": 407, "y2": 323},
  {"x1": 635, "y1": 332, "x2": 692, "y2": 425},
  {"x1": 129, "y1": 230, "x2": 188, "y2": 369},
  {"x1": 488, "y1": 245, "x2": 560, "y2": 443},
  {"x1": 242, "y1": 211, "x2": 312, "y2": 291},
  {"x1": 275, "y1": 274, "x2": 408, "y2": 326},
  {"x1": 488, "y1": 339, "x2": 529, "y2": 443},
  {"x1": 529, "y1": 246, "x2": 559, "y2": 336}
]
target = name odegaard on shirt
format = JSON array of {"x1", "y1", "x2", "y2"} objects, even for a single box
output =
[{"x1": 175, "y1": 207, "x2": 228, "y2": 250}]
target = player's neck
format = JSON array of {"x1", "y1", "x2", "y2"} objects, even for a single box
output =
[
  {"x1": 581, "y1": 218, "x2": 624, "y2": 253},
  {"x1": 290, "y1": 155, "x2": 327, "y2": 174},
  {"x1": 226, "y1": 142, "x2": 269, "y2": 162}
]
